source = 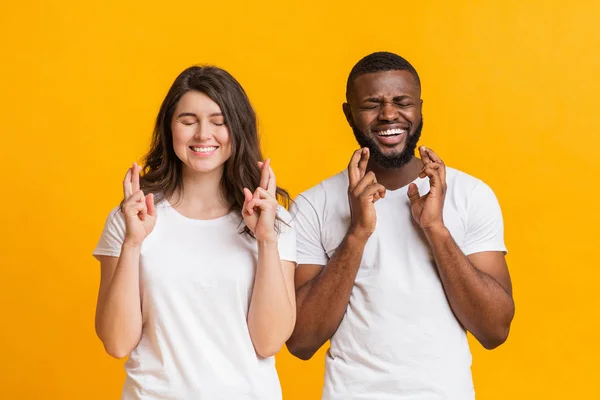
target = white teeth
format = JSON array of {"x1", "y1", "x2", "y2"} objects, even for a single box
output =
[
  {"x1": 377, "y1": 128, "x2": 406, "y2": 136},
  {"x1": 191, "y1": 146, "x2": 217, "y2": 153}
]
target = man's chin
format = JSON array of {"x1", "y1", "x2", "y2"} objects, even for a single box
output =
[
  {"x1": 366, "y1": 140, "x2": 418, "y2": 169},
  {"x1": 375, "y1": 144, "x2": 406, "y2": 158}
]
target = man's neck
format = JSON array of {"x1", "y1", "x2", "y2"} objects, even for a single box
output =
[{"x1": 367, "y1": 156, "x2": 424, "y2": 191}]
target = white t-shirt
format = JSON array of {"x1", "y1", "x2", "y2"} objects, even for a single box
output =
[
  {"x1": 93, "y1": 201, "x2": 296, "y2": 400},
  {"x1": 291, "y1": 167, "x2": 506, "y2": 400}
]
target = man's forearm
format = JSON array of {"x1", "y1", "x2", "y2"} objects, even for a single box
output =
[
  {"x1": 287, "y1": 233, "x2": 367, "y2": 359},
  {"x1": 424, "y1": 226, "x2": 515, "y2": 349}
]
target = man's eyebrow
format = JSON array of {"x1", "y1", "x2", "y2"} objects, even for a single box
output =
[
  {"x1": 362, "y1": 97, "x2": 382, "y2": 103},
  {"x1": 361, "y1": 95, "x2": 413, "y2": 103}
]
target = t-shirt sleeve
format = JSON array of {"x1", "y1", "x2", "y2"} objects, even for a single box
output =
[
  {"x1": 276, "y1": 206, "x2": 297, "y2": 263},
  {"x1": 460, "y1": 180, "x2": 507, "y2": 256},
  {"x1": 93, "y1": 207, "x2": 126, "y2": 259},
  {"x1": 290, "y1": 194, "x2": 328, "y2": 266}
]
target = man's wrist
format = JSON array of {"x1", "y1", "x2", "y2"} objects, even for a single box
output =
[
  {"x1": 346, "y1": 228, "x2": 371, "y2": 248},
  {"x1": 422, "y1": 223, "x2": 451, "y2": 242}
]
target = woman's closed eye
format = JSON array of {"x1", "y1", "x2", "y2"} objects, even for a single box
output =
[{"x1": 178, "y1": 118, "x2": 198, "y2": 126}]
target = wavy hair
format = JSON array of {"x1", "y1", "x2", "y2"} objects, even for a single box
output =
[{"x1": 136, "y1": 66, "x2": 290, "y2": 233}]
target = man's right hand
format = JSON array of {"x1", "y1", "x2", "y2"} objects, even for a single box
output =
[{"x1": 347, "y1": 148, "x2": 386, "y2": 242}]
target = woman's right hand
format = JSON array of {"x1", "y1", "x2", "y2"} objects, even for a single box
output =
[{"x1": 122, "y1": 163, "x2": 157, "y2": 247}]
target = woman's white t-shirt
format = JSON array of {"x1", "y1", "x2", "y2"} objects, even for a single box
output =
[{"x1": 93, "y1": 201, "x2": 296, "y2": 400}]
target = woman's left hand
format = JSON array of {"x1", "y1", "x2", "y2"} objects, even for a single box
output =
[{"x1": 242, "y1": 158, "x2": 278, "y2": 242}]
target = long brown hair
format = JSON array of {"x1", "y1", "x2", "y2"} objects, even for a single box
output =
[{"x1": 138, "y1": 66, "x2": 290, "y2": 232}]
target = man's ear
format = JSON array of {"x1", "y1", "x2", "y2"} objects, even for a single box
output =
[{"x1": 342, "y1": 102, "x2": 353, "y2": 126}]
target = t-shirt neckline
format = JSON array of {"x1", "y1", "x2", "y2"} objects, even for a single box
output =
[{"x1": 164, "y1": 199, "x2": 236, "y2": 224}]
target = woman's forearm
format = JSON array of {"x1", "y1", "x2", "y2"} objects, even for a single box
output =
[
  {"x1": 247, "y1": 239, "x2": 296, "y2": 358},
  {"x1": 95, "y1": 243, "x2": 143, "y2": 358}
]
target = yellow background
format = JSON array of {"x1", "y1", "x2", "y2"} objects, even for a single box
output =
[{"x1": 1, "y1": 0, "x2": 598, "y2": 398}]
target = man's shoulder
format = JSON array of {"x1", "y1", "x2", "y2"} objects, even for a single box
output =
[
  {"x1": 444, "y1": 166, "x2": 498, "y2": 202},
  {"x1": 445, "y1": 166, "x2": 485, "y2": 189},
  {"x1": 296, "y1": 170, "x2": 348, "y2": 204}
]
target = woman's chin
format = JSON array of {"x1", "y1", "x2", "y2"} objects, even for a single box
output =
[{"x1": 182, "y1": 161, "x2": 224, "y2": 175}]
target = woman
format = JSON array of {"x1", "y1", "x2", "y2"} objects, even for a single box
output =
[{"x1": 93, "y1": 66, "x2": 296, "y2": 399}]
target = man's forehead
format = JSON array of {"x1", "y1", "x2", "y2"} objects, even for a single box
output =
[{"x1": 352, "y1": 70, "x2": 419, "y2": 97}]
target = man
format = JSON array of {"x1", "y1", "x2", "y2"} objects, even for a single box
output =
[{"x1": 287, "y1": 52, "x2": 515, "y2": 399}]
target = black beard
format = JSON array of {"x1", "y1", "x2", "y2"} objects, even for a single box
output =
[{"x1": 352, "y1": 119, "x2": 423, "y2": 169}]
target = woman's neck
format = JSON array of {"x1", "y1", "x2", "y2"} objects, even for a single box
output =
[{"x1": 169, "y1": 166, "x2": 231, "y2": 220}]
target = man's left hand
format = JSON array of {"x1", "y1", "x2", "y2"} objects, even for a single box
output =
[{"x1": 407, "y1": 146, "x2": 447, "y2": 234}]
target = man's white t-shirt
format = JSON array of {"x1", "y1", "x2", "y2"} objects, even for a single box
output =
[
  {"x1": 93, "y1": 201, "x2": 296, "y2": 400},
  {"x1": 291, "y1": 167, "x2": 506, "y2": 400}
]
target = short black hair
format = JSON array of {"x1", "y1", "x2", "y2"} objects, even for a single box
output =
[{"x1": 346, "y1": 52, "x2": 421, "y2": 100}]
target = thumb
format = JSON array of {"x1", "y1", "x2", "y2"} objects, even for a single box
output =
[
  {"x1": 242, "y1": 188, "x2": 254, "y2": 216},
  {"x1": 146, "y1": 193, "x2": 156, "y2": 217},
  {"x1": 407, "y1": 183, "x2": 421, "y2": 205},
  {"x1": 243, "y1": 188, "x2": 253, "y2": 203}
]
